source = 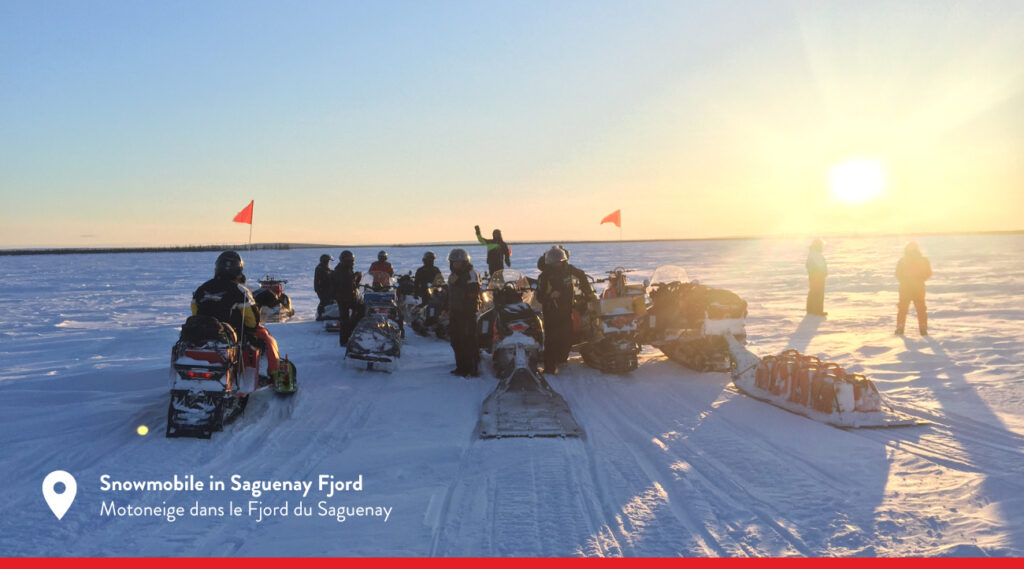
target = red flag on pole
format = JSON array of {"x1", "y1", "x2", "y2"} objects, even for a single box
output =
[
  {"x1": 233, "y1": 200, "x2": 254, "y2": 224},
  {"x1": 600, "y1": 209, "x2": 621, "y2": 227}
]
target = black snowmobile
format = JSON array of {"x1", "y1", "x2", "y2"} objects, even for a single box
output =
[
  {"x1": 344, "y1": 271, "x2": 403, "y2": 372},
  {"x1": 167, "y1": 315, "x2": 297, "y2": 439},
  {"x1": 643, "y1": 265, "x2": 747, "y2": 372},
  {"x1": 252, "y1": 275, "x2": 295, "y2": 322},
  {"x1": 575, "y1": 267, "x2": 646, "y2": 374},
  {"x1": 476, "y1": 270, "x2": 582, "y2": 439},
  {"x1": 410, "y1": 274, "x2": 450, "y2": 340}
]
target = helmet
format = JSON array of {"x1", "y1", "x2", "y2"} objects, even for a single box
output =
[
  {"x1": 320, "y1": 254, "x2": 332, "y2": 264},
  {"x1": 340, "y1": 250, "x2": 354, "y2": 262},
  {"x1": 377, "y1": 250, "x2": 388, "y2": 262},
  {"x1": 215, "y1": 251, "x2": 244, "y2": 279},
  {"x1": 447, "y1": 248, "x2": 470, "y2": 263},
  {"x1": 544, "y1": 246, "x2": 568, "y2": 266},
  {"x1": 423, "y1": 251, "x2": 436, "y2": 263}
]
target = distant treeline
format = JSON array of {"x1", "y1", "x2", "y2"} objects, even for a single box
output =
[{"x1": 0, "y1": 243, "x2": 297, "y2": 257}]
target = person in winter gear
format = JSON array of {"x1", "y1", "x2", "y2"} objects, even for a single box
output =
[
  {"x1": 314, "y1": 254, "x2": 334, "y2": 318},
  {"x1": 369, "y1": 250, "x2": 394, "y2": 288},
  {"x1": 191, "y1": 251, "x2": 285, "y2": 384},
  {"x1": 536, "y1": 246, "x2": 594, "y2": 374},
  {"x1": 414, "y1": 251, "x2": 443, "y2": 303},
  {"x1": 447, "y1": 248, "x2": 481, "y2": 377},
  {"x1": 331, "y1": 250, "x2": 364, "y2": 345},
  {"x1": 475, "y1": 225, "x2": 511, "y2": 275},
  {"x1": 806, "y1": 239, "x2": 828, "y2": 316},
  {"x1": 895, "y1": 242, "x2": 932, "y2": 335}
]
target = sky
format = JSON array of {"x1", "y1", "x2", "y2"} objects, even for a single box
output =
[{"x1": 1, "y1": 0, "x2": 1022, "y2": 247}]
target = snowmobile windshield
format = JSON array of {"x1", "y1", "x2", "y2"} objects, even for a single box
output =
[
  {"x1": 649, "y1": 265, "x2": 690, "y2": 289},
  {"x1": 364, "y1": 271, "x2": 395, "y2": 289},
  {"x1": 487, "y1": 269, "x2": 529, "y2": 292}
]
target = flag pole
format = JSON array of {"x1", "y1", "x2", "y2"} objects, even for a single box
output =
[{"x1": 248, "y1": 201, "x2": 254, "y2": 251}]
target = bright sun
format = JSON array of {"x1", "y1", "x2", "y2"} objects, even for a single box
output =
[{"x1": 829, "y1": 158, "x2": 886, "y2": 203}]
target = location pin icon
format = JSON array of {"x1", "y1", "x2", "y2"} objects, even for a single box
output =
[{"x1": 42, "y1": 470, "x2": 77, "y2": 520}]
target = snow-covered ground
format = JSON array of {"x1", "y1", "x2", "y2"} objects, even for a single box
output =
[{"x1": 1, "y1": 235, "x2": 1021, "y2": 557}]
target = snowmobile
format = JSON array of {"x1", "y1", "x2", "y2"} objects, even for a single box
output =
[
  {"x1": 322, "y1": 302, "x2": 341, "y2": 332},
  {"x1": 643, "y1": 265, "x2": 747, "y2": 372},
  {"x1": 576, "y1": 267, "x2": 647, "y2": 374},
  {"x1": 344, "y1": 271, "x2": 403, "y2": 372},
  {"x1": 725, "y1": 335, "x2": 926, "y2": 428},
  {"x1": 167, "y1": 315, "x2": 297, "y2": 439},
  {"x1": 409, "y1": 274, "x2": 449, "y2": 340},
  {"x1": 476, "y1": 269, "x2": 582, "y2": 439},
  {"x1": 252, "y1": 275, "x2": 295, "y2": 322}
]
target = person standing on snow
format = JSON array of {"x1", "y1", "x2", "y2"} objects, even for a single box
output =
[
  {"x1": 806, "y1": 239, "x2": 828, "y2": 316},
  {"x1": 475, "y1": 225, "x2": 511, "y2": 275},
  {"x1": 314, "y1": 254, "x2": 333, "y2": 319},
  {"x1": 895, "y1": 241, "x2": 932, "y2": 336},
  {"x1": 369, "y1": 250, "x2": 394, "y2": 288},
  {"x1": 414, "y1": 251, "x2": 443, "y2": 304},
  {"x1": 536, "y1": 246, "x2": 594, "y2": 374},
  {"x1": 446, "y1": 248, "x2": 481, "y2": 377},
  {"x1": 192, "y1": 251, "x2": 288, "y2": 388},
  {"x1": 331, "y1": 250, "x2": 364, "y2": 345}
]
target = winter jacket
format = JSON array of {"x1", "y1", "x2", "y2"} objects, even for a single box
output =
[
  {"x1": 448, "y1": 263, "x2": 481, "y2": 318},
  {"x1": 806, "y1": 251, "x2": 827, "y2": 278},
  {"x1": 368, "y1": 261, "x2": 394, "y2": 286},
  {"x1": 191, "y1": 277, "x2": 259, "y2": 334},
  {"x1": 476, "y1": 228, "x2": 511, "y2": 274},
  {"x1": 314, "y1": 261, "x2": 333, "y2": 297},
  {"x1": 536, "y1": 264, "x2": 593, "y2": 317},
  {"x1": 414, "y1": 264, "x2": 443, "y2": 298},
  {"x1": 896, "y1": 253, "x2": 932, "y2": 300},
  {"x1": 331, "y1": 263, "x2": 362, "y2": 303}
]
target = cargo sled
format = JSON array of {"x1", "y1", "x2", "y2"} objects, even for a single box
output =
[{"x1": 725, "y1": 334, "x2": 925, "y2": 428}]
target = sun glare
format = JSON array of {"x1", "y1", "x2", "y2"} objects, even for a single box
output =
[{"x1": 829, "y1": 159, "x2": 886, "y2": 204}]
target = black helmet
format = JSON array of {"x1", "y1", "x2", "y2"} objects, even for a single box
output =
[
  {"x1": 378, "y1": 250, "x2": 388, "y2": 262},
  {"x1": 320, "y1": 254, "x2": 332, "y2": 264},
  {"x1": 215, "y1": 251, "x2": 244, "y2": 279},
  {"x1": 340, "y1": 250, "x2": 354, "y2": 262},
  {"x1": 423, "y1": 251, "x2": 436, "y2": 263},
  {"x1": 447, "y1": 248, "x2": 470, "y2": 263}
]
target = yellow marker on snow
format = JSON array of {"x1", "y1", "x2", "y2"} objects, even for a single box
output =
[{"x1": 137, "y1": 425, "x2": 149, "y2": 436}]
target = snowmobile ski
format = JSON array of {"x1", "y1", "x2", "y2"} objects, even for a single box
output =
[{"x1": 477, "y1": 368, "x2": 584, "y2": 439}]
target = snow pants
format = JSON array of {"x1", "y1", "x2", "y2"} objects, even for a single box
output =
[
  {"x1": 250, "y1": 325, "x2": 280, "y2": 372},
  {"x1": 897, "y1": 289, "x2": 927, "y2": 334},
  {"x1": 449, "y1": 314, "x2": 479, "y2": 374},
  {"x1": 543, "y1": 312, "x2": 573, "y2": 372},
  {"x1": 806, "y1": 274, "x2": 826, "y2": 315},
  {"x1": 336, "y1": 299, "x2": 363, "y2": 346},
  {"x1": 316, "y1": 293, "x2": 333, "y2": 318}
]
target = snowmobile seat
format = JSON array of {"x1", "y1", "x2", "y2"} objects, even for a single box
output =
[{"x1": 179, "y1": 315, "x2": 237, "y2": 347}]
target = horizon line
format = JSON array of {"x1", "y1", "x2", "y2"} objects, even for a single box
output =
[{"x1": 2, "y1": 228, "x2": 1022, "y2": 256}]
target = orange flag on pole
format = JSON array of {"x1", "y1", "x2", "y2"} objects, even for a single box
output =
[
  {"x1": 233, "y1": 200, "x2": 254, "y2": 224},
  {"x1": 600, "y1": 209, "x2": 621, "y2": 227}
]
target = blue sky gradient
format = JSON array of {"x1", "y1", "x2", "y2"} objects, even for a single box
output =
[{"x1": 2, "y1": 1, "x2": 1022, "y2": 246}]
